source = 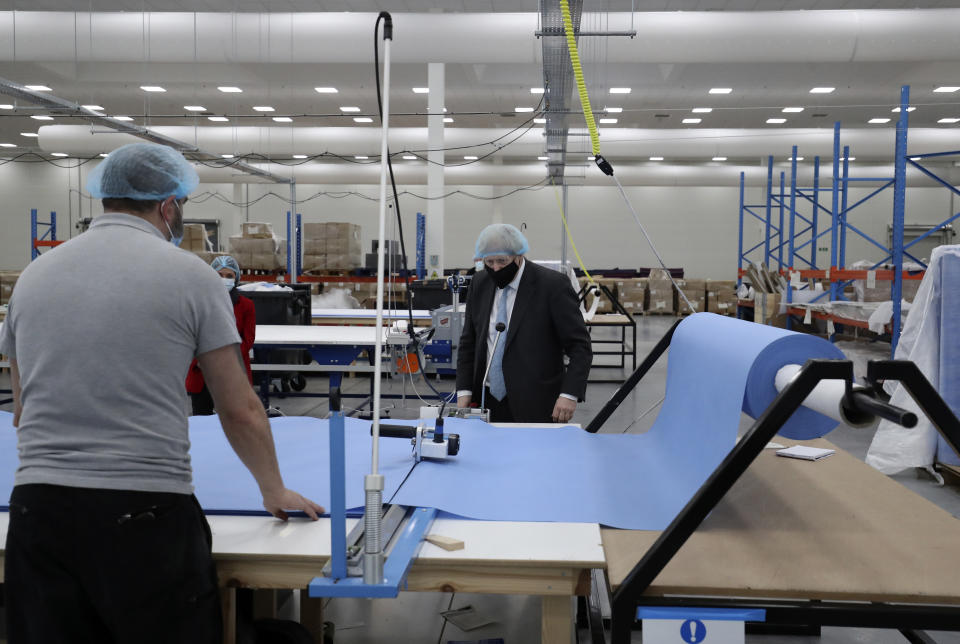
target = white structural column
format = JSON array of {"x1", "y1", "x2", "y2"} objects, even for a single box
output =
[{"x1": 427, "y1": 62, "x2": 445, "y2": 277}]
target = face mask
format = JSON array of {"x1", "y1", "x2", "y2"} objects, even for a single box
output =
[
  {"x1": 162, "y1": 200, "x2": 184, "y2": 247},
  {"x1": 221, "y1": 277, "x2": 236, "y2": 290},
  {"x1": 475, "y1": 261, "x2": 484, "y2": 272},
  {"x1": 485, "y1": 259, "x2": 519, "y2": 289}
]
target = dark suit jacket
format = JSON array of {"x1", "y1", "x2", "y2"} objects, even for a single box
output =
[{"x1": 456, "y1": 260, "x2": 592, "y2": 423}]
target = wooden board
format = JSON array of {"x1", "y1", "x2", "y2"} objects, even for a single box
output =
[{"x1": 603, "y1": 439, "x2": 960, "y2": 604}]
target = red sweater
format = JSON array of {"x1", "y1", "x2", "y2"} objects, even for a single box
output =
[{"x1": 185, "y1": 294, "x2": 256, "y2": 393}]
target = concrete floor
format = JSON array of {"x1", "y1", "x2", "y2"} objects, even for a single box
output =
[{"x1": 3, "y1": 315, "x2": 960, "y2": 643}]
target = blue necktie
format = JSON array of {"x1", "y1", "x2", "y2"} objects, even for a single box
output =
[{"x1": 487, "y1": 287, "x2": 510, "y2": 401}]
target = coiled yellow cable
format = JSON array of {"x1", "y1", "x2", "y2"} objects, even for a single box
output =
[{"x1": 559, "y1": 0, "x2": 601, "y2": 157}]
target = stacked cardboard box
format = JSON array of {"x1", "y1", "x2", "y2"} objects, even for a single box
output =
[
  {"x1": 0, "y1": 270, "x2": 21, "y2": 306},
  {"x1": 180, "y1": 224, "x2": 209, "y2": 252},
  {"x1": 242, "y1": 222, "x2": 274, "y2": 238},
  {"x1": 676, "y1": 278, "x2": 707, "y2": 315},
  {"x1": 302, "y1": 222, "x2": 363, "y2": 272},
  {"x1": 615, "y1": 278, "x2": 647, "y2": 315},
  {"x1": 646, "y1": 269, "x2": 675, "y2": 314},
  {"x1": 229, "y1": 222, "x2": 285, "y2": 271},
  {"x1": 706, "y1": 279, "x2": 738, "y2": 316}
]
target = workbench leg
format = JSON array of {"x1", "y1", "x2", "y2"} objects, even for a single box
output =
[
  {"x1": 300, "y1": 591, "x2": 326, "y2": 642},
  {"x1": 221, "y1": 587, "x2": 237, "y2": 644},
  {"x1": 541, "y1": 595, "x2": 574, "y2": 644}
]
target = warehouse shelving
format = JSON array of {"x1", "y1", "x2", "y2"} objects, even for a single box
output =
[{"x1": 30, "y1": 209, "x2": 64, "y2": 260}]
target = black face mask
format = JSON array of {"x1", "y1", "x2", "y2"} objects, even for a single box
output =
[{"x1": 485, "y1": 260, "x2": 519, "y2": 289}]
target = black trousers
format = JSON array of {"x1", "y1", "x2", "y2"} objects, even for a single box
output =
[
  {"x1": 4, "y1": 484, "x2": 221, "y2": 644},
  {"x1": 484, "y1": 387, "x2": 515, "y2": 423},
  {"x1": 190, "y1": 386, "x2": 215, "y2": 416}
]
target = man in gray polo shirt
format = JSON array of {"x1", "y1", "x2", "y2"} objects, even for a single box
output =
[{"x1": 0, "y1": 142, "x2": 322, "y2": 644}]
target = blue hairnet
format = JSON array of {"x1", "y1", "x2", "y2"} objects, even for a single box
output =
[
  {"x1": 474, "y1": 223, "x2": 529, "y2": 260},
  {"x1": 211, "y1": 255, "x2": 241, "y2": 283},
  {"x1": 86, "y1": 142, "x2": 199, "y2": 200}
]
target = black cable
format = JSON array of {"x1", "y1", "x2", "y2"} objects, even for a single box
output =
[{"x1": 435, "y1": 592, "x2": 457, "y2": 644}]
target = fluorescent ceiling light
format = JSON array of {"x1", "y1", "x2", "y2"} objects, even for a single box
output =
[
  {"x1": 649, "y1": 156, "x2": 664, "y2": 161},
  {"x1": 788, "y1": 156, "x2": 805, "y2": 161},
  {"x1": 82, "y1": 104, "x2": 104, "y2": 111},
  {"x1": 868, "y1": 117, "x2": 891, "y2": 124},
  {"x1": 412, "y1": 87, "x2": 429, "y2": 94},
  {"x1": 463, "y1": 155, "x2": 478, "y2": 160},
  {"x1": 221, "y1": 154, "x2": 234, "y2": 159},
  {"x1": 692, "y1": 107, "x2": 712, "y2": 113},
  {"x1": 538, "y1": 156, "x2": 548, "y2": 161},
  {"x1": 609, "y1": 87, "x2": 631, "y2": 94},
  {"x1": 273, "y1": 116, "x2": 293, "y2": 122},
  {"x1": 112, "y1": 116, "x2": 134, "y2": 121},
  {"x1": 217, "y1": 86, "x2": 242, "y2": 93},
  {"x1": 515, "y1": 107, "x2": 534, "y2": 113},
  {"x1": 933, "y1": 86, "x2": 960, "y2": 93},
  {"x1": 355, "y1": 155, "x2": 369, "y2": 160},
  {"x1": 25, "y1": 85, "x2": 51, "y2": 91},
  {"x1": 99, "y1": 153, "x2": 109, "y2": 157},
  {"x1": 809, "y1": 87, "x2": 835, "y2": 94},
  {"x1": 891, "y1": 106, "x2": 916, "y2": 112},
  {"x1": 599, "y1": 118, "x2": 618, "y2": 124},
  {"x1": 208, "y1": 116, "x2": 229, "y2": 122},
  {"x1": 184, "y1": 105, "x2": 206, "y2": 111},
  {"x1": 353, "y1": 117, "x2": 373, "y2": 123},
  {"x1": 252, "y1": 106, "x2": 275, "y2": 112},
  {"x1": 604, "y1": 107, "x2": 623, "y2": 113},
  {"x1": 314, "y1": 87, "x2": 338, "y2": 93},
  {"x1": 712, "y1": 156, "x2": 727, "y2": 161},
  {"x1": 402, "y1": 155, "x2": 417, "y2": 160},
  {"x1": 682, "y1": 118, "x2": 701, "y2": 124},
  {"x1": 50, "y1": 152, "x2": 68, "y2": 157},
  {"x1": 140, "y1": 85, "x2": 165, "y2": 92},
  {"x1": 766, "y1": 118, "x2": 787, "y2": 124},
  {"x1": 443, "y1": 117, "x2": 454, "y2": 123},
  {"x1": 709, "y1": 87, "x2": 732, "y2": 94},
  {"x1": 782, "y1": 107, "x2": 804, "y2": 113},
  {"x1": 587, "y1": 156, "x2": 596, "y2": 161},
  {"x1": 292, "y1": 154, "x2": 308, "y2": 159},
  {"x1": 910, "y1": 156, "x2": 922, "y2": 161},
  {"x1": 841, "y1": 156, "x2": 856, "y2": 161},
  {"x1": 339, "y1": 106, "x2": 361, "y2": 112},
  {"x1": 20, "y1": 132, "x2": 39, "y2": 137},
  {"x1": 533, "y1": 118, "x2": 546, "y2": 124},
  {"x1": 0, "y1": 104, "x2": 13, "y2": 109},
  {"x1": 938, "y1": 117, "x2": 960, "y2": 123},
  {"x1": 31, "y1": 115, "x2": 54, "y2": 120},
  {"x1": 530, "y1": 87, "x2": 545, "y2": 94},
  {"x1": 0, "y1": 143, "x2": 16, "y2": 148}
]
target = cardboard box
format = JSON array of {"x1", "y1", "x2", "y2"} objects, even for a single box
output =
[
  {"x1": 324, "y1": 222, "x2": 361, "y2": 241},
  {"x1": 326, "y1": 237, "x2": 362, "y2": 255},
  {"x1": 706, "y1": 279, "x2": 738, "y2": 316},
  {"x1": 676, "y1": 278, "x2": 707, "y2": 315},
  {"x1": 326, "y1": 253, "x2": 362, "y2": 270},
  {"x1": 304, "y1": 239, "x2": 326, "y2": 255},
  {"x1": 302, "y1": 254, "x2": 327, "y2": 272},
  {"x1": 242, "y1": 222, "x2": 274, "y2": 238},
  {"x1": 646, "y1": 270, "x2": 675, "y2": 314},
  {"x1": 302, "y1": 223, "x2": 326, "y2": 239},
  {"x1": 616, "y1": 278, "x2": 648, "y2": 312},
  {"x1": 0, "y1": 270, "x2": 20, "y2": 305},
  {"x1": 754, "y1": 291, "x2": 784, "y2": 326}
]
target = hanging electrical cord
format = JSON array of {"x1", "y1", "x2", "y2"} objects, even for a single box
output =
[
  {"x1": 552, "y1": 182, "x2": 596, "y2": 285},
  {"x1": 557, "y1": 0, "x2": 695, "y2": 312}
]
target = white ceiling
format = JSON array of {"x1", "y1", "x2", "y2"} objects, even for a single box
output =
[{"x1": 1, "y1": 4, "x2": 960, "y2": 168}]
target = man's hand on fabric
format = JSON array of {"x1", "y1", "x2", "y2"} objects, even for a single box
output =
[
  {"x1": 262, "y1": 488, "x2": 324, "y2": 521},
  {"x1": 457, "y1": 394, "x2": 472, "y2": 409},
  {"x1": 552, "y1": 397, "x2": 577, "y2": 424}
]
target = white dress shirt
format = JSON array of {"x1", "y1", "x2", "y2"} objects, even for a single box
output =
[{"x1": 458, "y1": 259, "x2": 576, "y2": 402}]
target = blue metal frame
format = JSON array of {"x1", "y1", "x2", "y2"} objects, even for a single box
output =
[
  {"x1": 415, "y1": 212, "x2": 426, "y2": 280},
  {"x1": 309, "y1": 410, "x2": 437, "y2": 598},
  {"x1": 296, "y1": 213, "x2": 303, "y2": 279},
  {"x1": 30, "y1": 209, "x2": 58, "y2": 261}
]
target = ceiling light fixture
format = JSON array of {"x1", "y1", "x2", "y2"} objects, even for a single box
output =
[
  {"x1": 463, "y1": 155, "x2": 478, "y2": 160},
  {"x1": 184, "y1": 105, "x2": 206, "y2": 111},
  {"x1": 50, "y1": 152, "x2": 68, "y2": 157},
  {"x1": 99, "y1": 153, "x2": 109, "y2": 157},
  {"x1": 112, "y1": 116, "x2": 134, "y2": 121},
  {"x1": 782, "y1": 107, "x2": 804, "y2": 113},
  {"x1": 682, "y1": 118, "x2": 701, "y2": 124},
  {"x1": 140, "y1": 86, "x2": 166, "y2": 92},
  {"x1": 402, "y1": 155, "x2": 417, "y2": 160},
  {"x1": 217, "y1": 86, "x2": 242, "y2": 93},
  {"x1": 515, "y1": 107, "x2": 534, "y2": 113},
  {"x1": 809, "y1": 87, "x2": 835, "y2": 94},
  {"x1": 0, "y1": 143, "x2": 16, "y2": 148},
  {"x1": 649, "y1": 156, "x2": 664, "y2": 161},
  {"x1": 443, "y1": 117, "x2": 454, "y2": 123},
  {"x1": 314, "y1": 87, "x2": 338, "y2": 93},
  {"x1": 252, "y1": 106, "x2": 275, "y2": 112},
  {"x1": 412, "y1": 87, "x2": 429, "y2": 94},
  {"x1": 910, "y1": 156, "x2": 922, "y2": 161},
  {"x1": 692, "y1": 107, "x2": 712, "y2": 113},
  {"x1": 891, "y1": 106, "x2": 916, "y2": 112},
  {"x1": 30, "y1": 115, "x2": 54, "y2": 120},
  {"x1": 868, "y1": 118, "x2": 891, "y2": 124},
  {"x1": 82, "y1": 104, "x2": 104, "y2": 111},
  {"x1": 273, "y1": 116, "x2": 293, "y2": 122},
  {"x1": 533, "y1": 118, "x2": 546, "y2": 124},
  {"x1": 712, "y1": 156, "x2": 727, "y2": 161},
  {"x1": 609, "y1": 87, "x2": 632, "y2": 94},
  {"x1": 0, "y1": 104, "x2": 13, "y2": 109},
  {"x1": 25, "y1": 85, "x2": 51, "y2": 91},
  {"x1": 599, "y1": 118, "x2": 618, "y2": 124},
  {"x1": 208, "y1": 116, "x2": 229, "y2": 122},
  {"x1": 353, "y1": 117, "x2": 373, "y2": 123},
  {"x1": 221, "y1": 154, "x2": 234, "y2": 159},
  {"x1": 530, "y1": 87, "x2": 545, "y2": 94},
  {"x1": 355, "y1": 155, "x2": 369, "y2": 160},
  {"x1": 788, "y1": 156, "x2": 805, "y2": 161},
  {"x1": 538, "y1": 156, "x2": 548, "y2": 161},
  {"x1": 604, "y1": 107, "x2": 623, "y2": 113},
  {"x1": 292, "y1": 154, "x2": 308, "y2": 159},
  {"x1": 20, "y1": 132, "x2": 38, "y2": 137},
  {"x1": 709, "y1": 88, "x2": 732, "y2": 94},
  {"x1": 933, "y1": 86, "x2": 960, "y2": 93},
  {"x1": 339, "y1": 106, "x2": 361, "y2": 112},
  {"x1": 766, "y1": 118, "x2": 787, "y2": 124},
  {"x1": 587, "y1": 156, "x2": 596, "y2": 161},
  {"x1": 938, "y1": 117, "x2": 960, "y2": 123}
]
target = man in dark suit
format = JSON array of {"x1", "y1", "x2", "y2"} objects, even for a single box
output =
[{"x1": 456, "y1": 224, "x2": 592, "y2": 423}]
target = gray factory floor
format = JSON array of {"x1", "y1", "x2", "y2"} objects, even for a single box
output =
[{"x1": 3, "y1": 315, "x2": 960, "y2": 643}]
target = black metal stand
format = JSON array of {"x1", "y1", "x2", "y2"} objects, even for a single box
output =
[
  {"x1": 579, "y1": 282, "x2": 638, "y2": 380},
  {"x1": 594, "y1": 325, "x2": 960, "y2": 643}
]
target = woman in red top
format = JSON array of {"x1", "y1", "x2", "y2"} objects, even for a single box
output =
[{"x1": 186, "y1": 255, "x2": 256, "y2": 415}]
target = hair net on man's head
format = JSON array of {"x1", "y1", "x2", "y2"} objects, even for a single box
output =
[
  {"x1": 86, "y1": 142, "x2": 199, "y2": 201},
  {"x1": 211, "y1": 255, "x2": 241, "y2": 283},
  {"x1": 474, "y1": 223, "x2": 530, "y2": 260}
]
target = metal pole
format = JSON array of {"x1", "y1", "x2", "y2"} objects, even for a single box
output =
[
  {"x1": 289, "y1": 183, "x2": 298, "y2": 284},
  {"x1": 778, "y1": 171, "x2": 785, "y2": 270},
  {"x1": 737, "y1": 172, "x2": 745, "y2": 287},
  {"x1": 840, "y1": 146, "x2": 850, "y2": 271},
  {"x1": 765, "y1": 156, "x2": 773, "y2": 265},
  {"x1": 891, "y1": 85, "x2": 910, "y2": 355},
  {"x1": 830, "y1": 122, "x2": 841, "y2": 302},
  {"x1": 812, "y1": 157, "x2": 820, "y2": 269},
  {"x1": 364, "y1": 13, "x2": 393, "y2": 585}
]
